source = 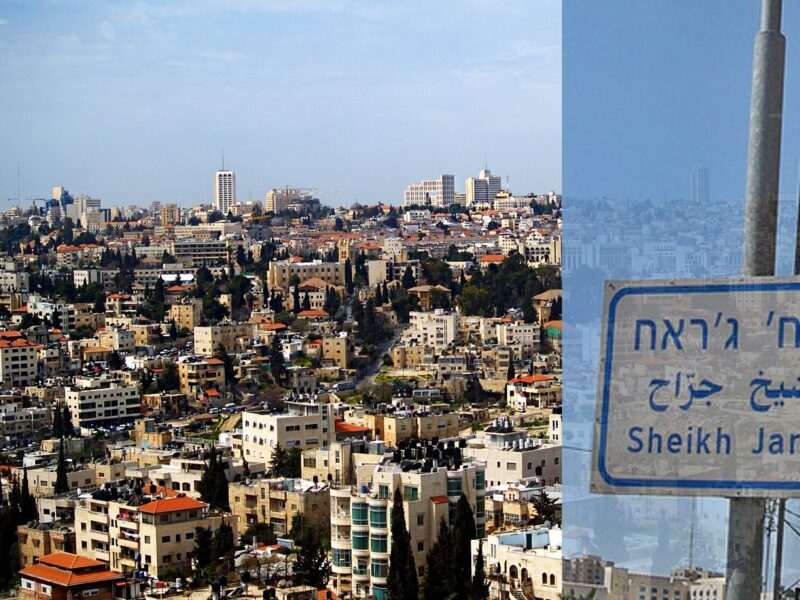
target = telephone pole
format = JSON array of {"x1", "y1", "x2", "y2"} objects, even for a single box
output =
[{"x1": 729, "y1": 0, "x2": 785, "y2": 598}]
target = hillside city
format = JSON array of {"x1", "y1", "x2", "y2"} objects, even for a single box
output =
[{"x1": 0, "y1": 168, "x2": 563, "y2": 600}]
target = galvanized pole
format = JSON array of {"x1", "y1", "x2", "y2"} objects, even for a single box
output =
[
  {"x1": 774, "y1": 499, "x2": 786, "y2": 599},
  {"x1": 730, "y1": 0, "x2": 785, "y2": 599}
]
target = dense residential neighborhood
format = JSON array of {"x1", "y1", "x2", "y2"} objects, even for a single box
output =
[{"x1": 0, "y1": 174, "x2": 562, "y2": 600}]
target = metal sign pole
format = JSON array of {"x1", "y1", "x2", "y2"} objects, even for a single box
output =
[{"x1": 730, "y1": 0, "x2": 785, "y2": 598}]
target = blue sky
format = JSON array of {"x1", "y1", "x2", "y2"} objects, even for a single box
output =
[
  {"x1": 0, "y1": 0, "x2": 561, "y2": 208},
  {"x1": 565, "y1": 0, "x2": 800, "y2": 204}
]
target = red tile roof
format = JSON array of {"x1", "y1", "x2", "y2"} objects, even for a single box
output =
[
  {"x1": 509, "y1": 374, "x2": 554, "y2": 385},
  {"x1": 138, "y1": 496, "x2": 207, "y2": 514},
  {"x1": 20, "y1": 563, "x2": 124, "y2": 587},
  {"x1": 334, "y1": 419, "x2": 371, "y2": 434},
  {"x1": 431, "y1": 495, "x2": 449, "y2": 504}
]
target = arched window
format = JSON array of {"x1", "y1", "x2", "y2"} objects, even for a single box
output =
[
  {"x1": 521, "y1": 568, "x2": 528, "y2": 582},
  {"x1": 509, "y1": 565, "x2": 518, "y2": 579},
  {"x1": 541, "y1": 573, "x2": 548, "y2": 584},
  {"x1": 549, "y1": 574, "x2": 556, "y2": 586}
]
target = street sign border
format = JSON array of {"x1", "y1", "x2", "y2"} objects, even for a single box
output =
[{"x1": 594, "y1": 277, "x2": 800, "y2": 494}]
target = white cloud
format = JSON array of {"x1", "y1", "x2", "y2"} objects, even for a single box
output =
[{"x1": 0, "y1": 18, "x2": 8, "y2": 26}]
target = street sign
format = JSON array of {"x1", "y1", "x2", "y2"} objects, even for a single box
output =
[{"x1": 592, "y1": 277, "x2": 800, "y2": 497}]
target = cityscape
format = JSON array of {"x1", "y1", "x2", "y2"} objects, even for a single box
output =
[{"x1": 0, "y1": 167, "x2": 563, "y2": 600}]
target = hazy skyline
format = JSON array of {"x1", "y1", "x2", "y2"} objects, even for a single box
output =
[{"x1": 0, "y1": 0, "x2": 561, "y2": 208}]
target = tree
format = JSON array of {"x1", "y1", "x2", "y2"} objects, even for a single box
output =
[
  {"x1": 507, "y1": 349, "x2": 516, "y2": 381},
  {"x1": 471, "y1": 540, "x2": 489, "y2": 600},
  {"x1": 344, "y1": 258, "x2": 354, "y2": 293},
  {"x1": 424, "y1": 518, "x2": 452, "y2": 600},
  {"x1": 269, "y1": 444, "x2": 288, "y2": 477},
  {"x1": 198, "y1": 446, "x2": 230, "y2": 511},
  {"x1": 401, "y1": 265, "x2": 415, "y2": 289},
  {"x1": 20, "y1": 467, "x2": 36, "y2": 522},
  {"x1": 302, "y1": 291, "x2": 311, "y2": 311},
  {"x1": 161, "y1": 361, "x2": 180, "y2": 391},
  {"x1": 108, "y1": 351, "x2": 124, "y2": 370},
  {"x1": 169, "y1": 320, "x2": 178, "y2": 341},
  {"x1": 292, "y1": 285, "x2": 301, "y2": 314},
  {"x1": 62, "y1": 405, "x2": 74, "y2": 437},
  {"x1": 192, "y1": 526, "x2": 214, "y2": 572},
  {"x1": 213, "y1": 344, "x2": 236, "y2": 386},
  {"x1": 531, "y1": 490, "x2": 558, "y2": 526},
  {"x1": 242, "y1": 523, "x2": 277, "y2": 546},
  {"x1": 387, "y1": 487, "x2": 418, "y2": 600},
  {"x1": 211, "y1": 521, "x2": 235, "y2": 565},
  {"x1": 54, "y1": 439, "x2": 69, "y2": 494},
  {"x1": 52, "y1": 405, "x2": 63, "y2": 438},
  {"x1": 333, "y1": 217, "x2": 344, "y2": 231},
  {"x1": 270, "y1": 335, "x2": 286, "y2": 384},
  {"x1": 450, "y1": 494, "x2": 476, "y2": 599},
  {"x1": 293, "y1": 525, "x2": 330, "y2": 589}
]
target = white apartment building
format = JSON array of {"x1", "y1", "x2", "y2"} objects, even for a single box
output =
[
  {"x1": 496, "y1": 322, "x2": 541, "y2": 357},
  {"x1": 65, "y1": 377, "x2": 141, "y2": 429},
  {"x1": 329, "y1": 453, "x2": 486, "y2": 599},
  {"x1": 405, "y1": 310, "x2": 457, "y2": 355},
  {"x1": 214, "y1": 170, "x2": 236, "y2": 214},
  {"x1": 241, "y1": 402, "x2": 333, "y2": 464},
  {"x1": 475, "y1": 527, "x2": 562, "y2": 600},
  {"x1": 466, "y1": 169, "x2": 502, "y2": 206},
  {"x1": 403, "y1": 175, "x2": 455, "y2": 208},
  {"x1": 0, "y1": 337, "x2": 40, "y2": 387}
]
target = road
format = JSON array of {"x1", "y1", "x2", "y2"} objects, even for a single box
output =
[{"x1": 357, "y1": 324, "x2": 407, "y2": 388}]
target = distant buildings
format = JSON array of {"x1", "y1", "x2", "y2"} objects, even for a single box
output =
[
  {"x1": 466, "y1": 169, "x2": 502, "y2": 206},
  {"x1": 403, "y1": 174, "x2": 455, "y2": 208},
  {"x1": 214, "y1": 170, "x2": 236, "y2": 214},
  {"x1": 690, "y1": 164, "x2": 709, "y2": 206}
]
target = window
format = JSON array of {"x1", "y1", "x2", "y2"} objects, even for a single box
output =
[
  {"x1": 82, "y1": 590, "x2": 100, "y2": 597},
  {"x1": 403, "y1": 486, "x2": 419, "y2": 501},
  {"x1": 417, "y1": 541, "x2": 424, "y2": 552},
  {"x1": 162, "y1": 536, "x2": 170, "y2": 543},
  {"x1": 371, "y1": 558, "x2": 388, "y2": 578},
  {"x1": 163, "y1": 554, "x2": 172, "y2": 563},
  {"x1": 144, "y1": 536, "x2": 151, "y2": 543},
  {"x1": 378, "y1": 485, "x2": 389, "y2": 499},
  {"x1": 186, "y1": 532, "x2": 194, "y2": 540},
  {"x1": 352, "y1": 531, "x2": 368, "y2": 550},
  {"x1": 370, "y1": 533, "x2": 388, "y2": 553},
  {"x1": 352, "y1": 504, "x2": 368, "y2": 525},
  {"x1": 370, "y1": 506, "x2": 387, "y2": 528},
  {"x1": 332, "y1": 548, "x2": 351, "y2": 567},
  {"x1": 417, "y1": 514, "x2": 424, "y2": 526},
  {"x1": 447, "y1": 478, "x2": 462, "y2": 496}
]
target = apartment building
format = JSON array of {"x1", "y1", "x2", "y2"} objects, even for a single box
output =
[
  {"x1": 75, "y1": 488, "x2": 238, "y2": 578},
  {"x1": 176, "y1": 356, "x2": 225, "y2": 396},
  {"x1": 403, "y1": 174, "x2": 455, "y2": 208},
  {"x1": 28, "y1": 465, "x2": 97, "y2": 497},
  {"x1": 160, "y1": 204, "x2": 181, "y2": 226},
  {"x1": 343, "y1": 407, "x2": 460, "y2": 446},
  {"x1": 475, "y1": 527, "x2": 562, "y2": 600},
  {"x1": 268, "y1": 260, "x2": 347, "y2": 289},
  {"x1": 506, "y1": 374, "x2": 561, "y2": 412},
  {"x1": 64, "y1": 377, "x2": 141, "y2": 429},
  {"x1": 96, "y1": 328, "x2": 135, "y2": 354},
  {"x1": 495, "y1": 322, "x2": 541, "y2": 357},
  {"x1": 193, "y1": 322, "x2": 253, "y2": 357},
  {"x1": 0, "y1": 336, "x2": 40, "y2": 387},
  {"x1": 171, "y1": 239, "x2": 229, "y2": 266},
  {"x1": 405, "y1": 310, "x2": 457, "y2": 355},
  {"x1": 322, "y1": 334, "x2": 355, "y2": 369},
  {"x1": 301, "y1": 440, "x2": 386, "y2": 487},
  {"x1": 17, "y1": 522, "x2": 76, "y2": 568},
  {"x1": 464, "y1": 422, "x2": 561, "y2": 487},
  {"x1": 241, "y1": 402, "x2": 333, "y2": 464},
  {"x1": 563, "y1": 557, "x2": 725, "y2": 600},
  {"x1": 329, "y1": 450, "x2": 486, "y2": 598},
  {"x1": 228, "y1": 477, "x2": 330, "y2": 537},
  {"x1": 0, "y1": 404, "x2": 51, "y2": 445},
  {"x1": 169, "y1": 298, "x2": 202, "y2": 330}
]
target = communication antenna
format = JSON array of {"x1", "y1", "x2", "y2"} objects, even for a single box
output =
[{"x1": 17, "y1": 166, "x2": 20, "y2": 207}]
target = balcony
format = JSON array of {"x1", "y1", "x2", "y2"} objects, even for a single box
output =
[{"x1": 331, "y1": 510, "x2": 350, "y2": 526}]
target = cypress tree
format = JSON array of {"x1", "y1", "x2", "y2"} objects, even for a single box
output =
[
  {"x1": 21, "y1": 467, "x2": 36, "y2": 522},
  {"x1": 451, "y1": 494, "x2": 476, "y2": 600},
  {"x1": 293, "y1": 525, "x2": 330, "y2": 589},
  {"x1": 387, "y1": 488, "x2": 418, "y2": 600},
  {"x1": 54, "y1": 439, "x2": 69, "y2": 494},
  {"x1": 62, "y1": 405, "x2": 73, "y2": 437},
  {"x1": 269, "y1": 444, "x2": 288, "y2": 477},
  {"x1": 424, "y1": 518, "x2": 452, "y2": 600},
  {"x1": 292, "y1": 286, "x2": 301, "y2": 313},
  {"x1": 471, "y1": 540, "x2": 489, "y2": 600},
  {"x1": 302, "y1": 291, "x2": 311, "y2": 311},
  {"x1": 402, "y1": 266, "x2": 415, "y2": 289},
  {"x1": 52, "y1": 406, "x2": 63, "y2": 438},
  {"x1": 507, "y1": 349, "x2": 516, "y2": 381},
  {"x1": 269, "y1": 335, "x2": 286, "y2": 384}
]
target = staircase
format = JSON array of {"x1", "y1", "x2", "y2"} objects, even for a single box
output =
[{"x1": 511, "y1": 588, "x2": 527, "y2": 600}]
